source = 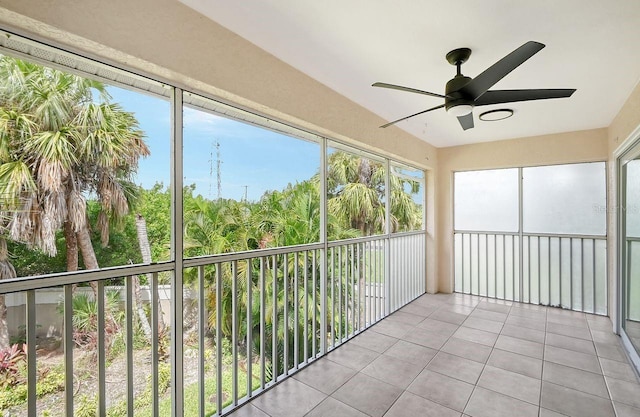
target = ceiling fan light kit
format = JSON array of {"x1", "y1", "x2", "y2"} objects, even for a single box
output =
[
  {"x1": 479, "y1": 109, "x2": 514, "y2": 121},
  {"x1": 373, "y1": 41, "x2": 576, "y2": 131},
  {"x1": 446, "y1": 104, "x2": 473, "y2": 117}
]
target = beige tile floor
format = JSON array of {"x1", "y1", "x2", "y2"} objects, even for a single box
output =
[{"x1": 226, "y1": 293, "x2": 640, "y2": 417}]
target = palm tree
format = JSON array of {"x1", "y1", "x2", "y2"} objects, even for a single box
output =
[
  {"x1": 0, "y1": 55, "x2": 148, "y2": 275},
  {"x1": 326, "y1": 152, "x2": 422, "y2": 235}
]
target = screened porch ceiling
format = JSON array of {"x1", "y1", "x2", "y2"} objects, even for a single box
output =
[{"x1": 179, "y1": 0, "x2": 640, "y2": 148}]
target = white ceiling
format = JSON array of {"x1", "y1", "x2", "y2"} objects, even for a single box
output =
[{"x1": 179, "y1": 0, "x2": 640, "y2": 147}]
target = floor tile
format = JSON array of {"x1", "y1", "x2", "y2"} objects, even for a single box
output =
[
  {"x1": 469, "y1": 308, "x2": 508, "y2": 323},
  {"x1": 384, "y1": 391, "x2": 461, "y2": 417},
  {"x1": 542, "y1": 361, "x2": 609, "y2": 399},
  {"x1": 361, "y1": 354, "x2": 423, "y2": 389},
  {"x1": 477, "y1": 365, "x2": 541, "y2": 405},
  {"x1": 226, "y1": 295, "x2": 639, "y2": 417},
  {"x1": 501, "y1": 323, "x2": 546, "y2": 344},
  {"x1": 541, "y1": 381, "x2": 615, "y2": 417},
  {"x1": 442, "y1": 304, "x2": 476, "y2": 316},
  {"x1": 606, "y1": 376, "x2": 640, "y2": 408},
  {"x1": 544, "y1": 345, "x2": 601, "y2": 374},
  {"x1": 590, "y1": 329, "x2": 620, "y2": 345},
  {"x1": 441, "y1": 337, "x2": 492, "y2": 363},
  {"x1": 252, "y1": 378, "x2": 327, "y2": 417},
  {"x1": 407, "y1": 369, "x2": 474, "y2": 412},
  {"x1": 547, "y1": 314, "x2": 589, "y2": 329},
  {"x1": 403, "y1": 326, "x2": 451, "y2": 350},
  {"x1": 430, "y1": 309, "x2": 468, "y2": 325},
  {"x1": 464, "y1": 386, "x2": 538, "y2": 417},
  {"x1": 594, "y1": 341, "x2": 628, "y2": 362},
  {"x1": 453, "y1": 326, "x2": 498, "y2": 347},
  {"x1": 494, "y1": 334, "x2": 543, "y2": 359},
  {"x1": 371, "y1": 319, "x2": 415, "y2": 338},
  {"x1": 510, "y1": 305, "x2": 547, "y2": 320},
  {"x1": 229, "y1": 404, "x2": 270, "y2": 417},
  {"x1": 539, "y1": 408, "x2": 568, "y2": 417},
  {"x1": 305, "y1": 397, "x2": 368, "y2": 417},
  {"x1": 349, "y1": 329, "x2": 398, "y2": 353},
  {"x1": 487, "y1": 348, "x2": 542, "y2": 379},
  {"x1": 586, "y1": 316, "x2": 613, "y2": 332},
  {"x1": 385, "y1": 310, "x2": 427, "y2": 326},
  {"x1": 400, "y1": 302, "x2": 437, "y2": 317},
  {"x1": 546, "y1": 322, "x2": 592, "y2": 340},
  {"x1": 476, "y1": 300, "x2": 512, "y2": 314},
  {"x1": 613, "y1": 401, "x2": 640, "y2": 417},
  {"x1": 505, "y1": 314, "x2": 546, "y2": 331},
  {"x1": 416, "y1": 317, "x2": 460, "y2": 337},
  {"x1": 327, "y1": 342, "x2": 379, "y2": 371},
  {"x1": 332, "y1": 373, "x2": 402, "y2": 417},
  {"x1": 545, "y1": 332, "x2": 596, "y2": 355},
  {"x1": 427, "y1": 351, "x2": 484, "y2": 384},
  {"x1": 383, "y1": 339, "x2": 437, "y2": 366},
  {"x1": 599, "y1": 357, "x2": 639, "y2": 383},
  {"x1": 293, "y1": 358, "x2": 357, "y2": 394},
  {"x1": 462, "y1": 316, "x2": 504, "y2": 333}
]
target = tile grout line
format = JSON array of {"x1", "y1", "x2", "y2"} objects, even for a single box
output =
[
  {"x1": 539, "y1": 302, "x2": 548, "y2": 417},
  {"x1": 379, "y1": 296, "x2": 469, "y2": 416}
]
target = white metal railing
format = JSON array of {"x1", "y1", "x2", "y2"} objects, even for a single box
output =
[
  {"x1": 1, "y1": 231, "x2": 425, "y2": 416},
  {"x1": 454, "y1": 231, "x2": 607, "y2": 314}
]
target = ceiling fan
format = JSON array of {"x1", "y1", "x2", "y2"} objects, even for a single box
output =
[{"x1": 373, "y1": 41, "x2": 576, "y2": 130}]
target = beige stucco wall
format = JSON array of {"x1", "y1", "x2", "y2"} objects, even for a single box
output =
[
  {"x1": 0, "y1": 0, "x2": 436, "y2": 170},
  {"x1": 436, "y1": 129, "x2": 609, "y2": 293}
]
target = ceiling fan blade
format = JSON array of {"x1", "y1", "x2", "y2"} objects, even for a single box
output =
[
  {"x1": 457, "y1": 112, "x2": 474, "y2": 130},
  {"x1": 372, "y1": 82, "x2": 446, "y2": 99},
  {"x1": 458, "y1": 41, "x2": 545, "y2": 99},
  {"x1": 380, "y1": 104, "x2": 445, "y2": 128},
  {"x1": 474, "y1": 88, "x2": 576, "y2": 106}
]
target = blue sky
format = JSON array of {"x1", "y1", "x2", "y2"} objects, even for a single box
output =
[{"x1": 107, "y1": 86, "x2": 320, "y2": 201}]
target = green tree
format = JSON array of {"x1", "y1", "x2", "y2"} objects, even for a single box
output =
[
  {"x1": 0, "y1": 56, "x2": 148, "y2": 348},
  {"x1": 326, "y1": 152, "x2": 422, "y2": 235},
  {"x1": 0, "y1": 56, "x2": 149, "y2": 274}
]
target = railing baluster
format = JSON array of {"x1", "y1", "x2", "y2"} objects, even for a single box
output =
[
  {"x1": 216, "y1": 264, "x2": 223, "y2": 414},
  {"x1": 350, "y1": 245, "x2": 355, "y2": 337},
  {"x1": 559, "y1": 238, "x2": 563, "y2": 308},
  {"x1": 150, "y1": 273, "x2": 159, "y2": 417},
  {"x1": 330, "y1": 247, "x2": 335, "y2": 347},
  {"x1": 271, "y1": 255, "x2": 278, "y2": 383},
  {"x1": 294, "y1": 252, "x2": 299, "y2": 369},
  {"x1": 304, "y1": 253, "x2": 309, "y2": 363},
  {"x1": 232, "y1": 260, "x2": 239, "y2": 404},
  {"x1": 581, "y1": 238, "x2": 585, "y2": 311},
  {"x1": 570, "y1": 238, "x2": 574, "y2": 310},
  {"x1": 259, "y1": 258, "x2": 266, "y2": 390},
  {"x1": 26, "y1": 290, "x2": 36, "y2": 415},
  {"x1": 338, "y1": 246, "x2": 343, "y2": 343},
  {"x1": 198, "y1": 266, "x2": 206, "y2": 416},
  {"x1": 311, "y1": 250, "x2": 316, "y2": 358},
  {"x1": 64, "y1": 285, "x2": 73, "y2": 417},
  {"x1": 283, "y1": 254, "x2": 289, "y2": 375},
  {"x1": 97, "y1": 281, "x2": 106, "y2": 417},
  {"x1": 125, "y1": 276, "x2": 133, "y2": 417},
  {"x1": 592, "y1": 240, "x2": 597, "y2": 314},
  {"x1": 246, "y1": 259, "x2": 253, "y2": 398},
  {"x1": 485, "y1": 234, "x2": 489, "y2": 297}
]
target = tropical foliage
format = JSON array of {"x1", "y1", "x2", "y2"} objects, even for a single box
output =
[{"x1": 0, "y1": 53, "x2": 425, "y2": 412}]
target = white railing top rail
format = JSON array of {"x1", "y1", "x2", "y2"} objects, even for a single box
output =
[
  {"x1": 0, "y1": 231, "x2": 425, "y2": 294},
  {"x1": 0, "y1": 261, "x2": 175, "y2": 294},
  {"x1": 454, "y1": 230, "x2": 606, "y2": 240}
]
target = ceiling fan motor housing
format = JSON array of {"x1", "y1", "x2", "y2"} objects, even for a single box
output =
[{"x1": 445, "y1": 74, "x2": 474, "y2": 111}]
